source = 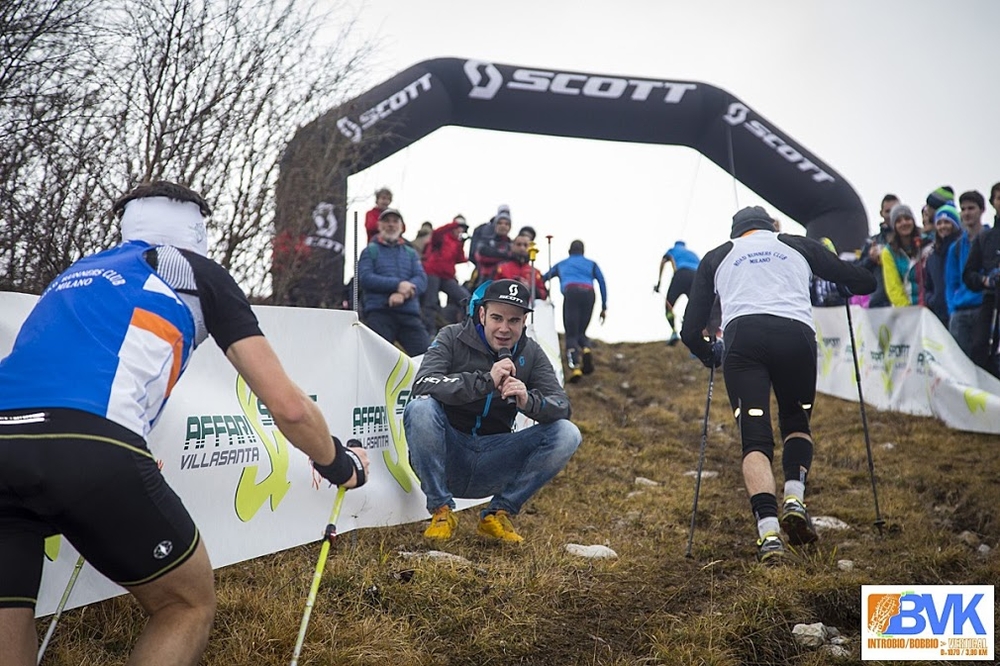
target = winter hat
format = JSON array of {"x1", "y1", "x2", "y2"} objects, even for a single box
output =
[
  {"x1": 933, "y1": 203, "x2": 960, "y2": 230},
  {"x1": 516, "y1": 225, "x2": 536, "y2": 240},
  {"x1": 569, "y1": 239, "x2": 585, "y2": 255},
  {"x1": 495, "y1": 208, "x2": 511, "y2": 222},
  {"x1": 926, "y1": 186, "x2": 955, "y2": 210},
  {"x1": 453, "y1": 215, "x2": 468, "y2": 229},
  {"x1": 479, "y1": 279, "x2": 533, "y2": 312},
  {"x1": 730, "y1": 206, "x2": 776, "y2": 238},
  {"x1": 889, "y1": 203, "x2": 915, "y2": 228}
]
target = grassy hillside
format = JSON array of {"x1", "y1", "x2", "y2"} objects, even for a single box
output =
[{"x1": 39, "y1": 340, "x2": 998, "y2": 665}]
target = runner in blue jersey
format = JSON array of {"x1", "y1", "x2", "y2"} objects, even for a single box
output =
[
  {"x1": 654, "y1": 240, "x2": 701, "y2": 346},
  {"x1": 542, "y1": 240, "x2": 608, "y2": 382},
  {"x1": 0, "y1": 181, "x2": 369, "y2": 665}
]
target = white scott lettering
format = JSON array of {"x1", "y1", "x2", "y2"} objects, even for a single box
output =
[
  {"x1": 723, "y1": 102, "x2": 835, "y2": 184},
  {"x1": 464, "y1": 60, "x2": 696, "y2": 103},
  {"x1": 336, "y1": 73, "x2": 434, "y2": 143}
]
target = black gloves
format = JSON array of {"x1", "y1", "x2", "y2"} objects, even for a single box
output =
[
  {"x1": 700, "y1": 339, "x2": 724, "y2": 368},
  {"x1": 313, "y1": 436, "x2": 367, "y2": 487},
  {"x1": 985, "y1": 268, "x2": 1000, "y2": 289},
  {"x1": 836, "y1": 283, "x2": 854, "y2": 298}
]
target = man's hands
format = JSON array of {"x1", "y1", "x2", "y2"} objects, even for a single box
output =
[
  {"x1": 388, "y1": 292, "x2": 405, "y2": 307},
  {"x1": 313, "y1": 437, "x2": 371, "y2": 489},
  {"x1": 397, "y1": 280, "x2": 417, "y2": 298},
  {"x1": 984, "y1": 267, "x2": 1000, "y2": 289},
  {"x1": 700, "y1": 339, "x2": 724, "y2": 368},
  {"x1": 836, "y1": 283, "x2": 854, "y2": 298},
  {"x1": 653, "y1": 282, "x2": 661, "y2": 293},
  {"x1": 490, "y1": 356, "x2": 528, "y2": 409},
  {"x1": 599, "y1": 309, "x2": 607, "y2": 325}
]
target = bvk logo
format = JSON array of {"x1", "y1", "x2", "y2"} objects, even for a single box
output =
[
  {"x1": 464, "y1": 59, "x2": 697, "y2": 104},
  {"x1": 861, "y1": 585, "x2": 994, "y2": 661}
]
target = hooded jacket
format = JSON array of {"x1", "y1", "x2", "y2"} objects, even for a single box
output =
[{"x1": 411, "y1": 318, "x2": 570, "y2": 435}]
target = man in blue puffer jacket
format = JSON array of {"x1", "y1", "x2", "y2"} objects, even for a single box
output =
[{"x1": 357, "y1": 208, "x2": 430, "y2": 355}]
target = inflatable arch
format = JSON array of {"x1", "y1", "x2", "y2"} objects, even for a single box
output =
[{"x1": 274, "y1": 57, "x2": 867, "y2": 307}]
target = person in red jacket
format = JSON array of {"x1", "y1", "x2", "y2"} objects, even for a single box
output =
[
  {"x1": 422, "y1": 216, "x2": 471, "y2": 337},
  {"x1": 494, "y1": 234, "x2": 548, "y2": 302},
  {"x1": 364, "y1": 186, "x2": 393, "y2": 243}
]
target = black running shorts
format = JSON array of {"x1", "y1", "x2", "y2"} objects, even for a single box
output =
[{"x1": 0, "y1": 409, "x2": 199, "y2": 609}]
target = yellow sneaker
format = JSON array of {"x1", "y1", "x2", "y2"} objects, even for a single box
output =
[
  {"x1": 423, "y1": 505, "x2": 458, "y2": 540},
  {"x1": 477, "y1": 510, "x2": 524, "y2": 543}
]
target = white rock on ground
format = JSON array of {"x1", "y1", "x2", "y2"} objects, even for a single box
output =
[
  {"x1": 634, "y1": 476, "x2": 660, "y2": 487},
  {"x1": 812, "y1": 516, "x2": 851, "y2": 531},
  {"x1": 683, "y1": 470, "x2": 719, "y2": 478},
  {"x1": 792, "y1": 622, "x2": 827, "y2": 648},
  {"x1": 398, "y1": 550, "x2": 471, "y2": 565},
  {"x1": 565, "y1": 544, "x2": 618, "y2": 559},
  {"x1": 837, "y1": 559, "x2": 854, "y2": 571}
]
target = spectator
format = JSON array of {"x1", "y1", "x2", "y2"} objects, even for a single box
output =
[
  {"x1": 421, "y1": 216, "x2": 471, "y2": 338},
  {"x1": 543, "y1": 240, "x2": 608, "y2": 382},
  {"x1": 468, "y1": 204, "x2": 510, "y2": 271},
  {"x1": 920, "y1": 205, "x2": 936, "y2": 246},
  {"x1": 494, "y1": 234, "x2": 548, "y2": 302},
  {"x1": 357, "y1": 208, "x2": 430, "y2": 356},
  {"x1": 473, "y1": 208, "x2": 514, "y2": 286},
  {"x1": 680, "y1": 206, "x2": 876, "y2": 564},
  {"x1": 857, "y1": 193, "x2": 900, "y2": 308},
  {"x1": 364, "y1": 186, "x2": 393, "y2": 243},
  {"x1": 946, "y1": 192, "x2": 987, "y2": 361},
  {"x1": 810, "y1": 238, "x2": 848, "y2": 308},
  {"x1": 655, "y1": 240, "x2": 700, "y2": 346},
  {"x1": 404, "y1": 279, "x2": 581, "y2": 543},
  {"x1": 924, "y1": 204, "x2": 961, "y2": 326},
  {"x1": 410, "y1": 221, "x2": 434, "y2": 255},
  {"x1": 881, "y1": 203, "x2": 924, "y2": 306},
  {"x1": 516, "y1": 225, "x2": 537, "y2": 242},
  {"x1": 0, "y1": 181, "x2": 369, "y2": 665},
  {"x1": 960, "y1": 188, "x2": 1000, "y2": 376}
]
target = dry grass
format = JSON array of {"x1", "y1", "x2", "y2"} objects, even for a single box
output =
[{"x1": 39, "y1": 340, "x2": 999, "y2": 665}]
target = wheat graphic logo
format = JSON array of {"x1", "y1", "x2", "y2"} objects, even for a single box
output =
[{"x1": 867, "y1": 594, "x2": 902, "y2": 634}]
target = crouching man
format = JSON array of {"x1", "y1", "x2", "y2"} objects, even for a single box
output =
[{"x1": 404, "y1": 279, "x2": 581, "y2": 543}]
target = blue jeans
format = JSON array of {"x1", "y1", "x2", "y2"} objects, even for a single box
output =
[
  {"x1": 364, "y1": 309, "x2": 429, "y2": 356},
  {"x1": 404, "y1": 397, "x2": 581, "y2": 515},
  {"x1": 949, "y1": 308, "x2": 979, "y2": 360}
]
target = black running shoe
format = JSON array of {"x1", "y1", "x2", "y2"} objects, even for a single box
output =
[
  {"x1": 756, "y1": 533, "x2": 786, "y2": 564},
  {"x1": 780, "y1": 497, "x2": 819, "y2": 546}
]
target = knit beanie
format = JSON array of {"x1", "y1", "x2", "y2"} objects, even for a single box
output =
[
  {"x1": 889, "y1": 203, "x2": 915, "y2": 228},
  {"x1": 933, "y1": 203, "x2": 960, "y2": 230},
  {"x1": 926, "y1": 186, "x2": 955, "y2": 210},
  {"x1": 730, "y1": 206, "x2": 776, "y2": 238}
]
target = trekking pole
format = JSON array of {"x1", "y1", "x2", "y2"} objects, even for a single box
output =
[
  {"x1": 528, "y1": 240, "x2": 539, "y2": 323},
  {"x1": 352, "y1": 211, "x2": 360, "y2": 314},
  {"x1": 844, "y1": 301, "x2": 886, "y2": 536},
  {"x1": 684, "y1": 362, "x2": 715, "y2": 558},
  {"x1": 290, "y1": 485, "x2": 347, "y2": 666},
  {"x1": 545, "y1": 235, "x2": 553, "y2": 274},
  {"x1": 37, "y1": 554, "x2": 85, "y2": 664}
]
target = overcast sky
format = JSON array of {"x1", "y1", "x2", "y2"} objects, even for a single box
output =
[{"x1": 323, "y1": 0, "x2": 997, "y2": 344}]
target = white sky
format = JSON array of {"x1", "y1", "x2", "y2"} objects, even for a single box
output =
[{"x1": 321, "y1": 0, "x2": 997, "y2": 344}]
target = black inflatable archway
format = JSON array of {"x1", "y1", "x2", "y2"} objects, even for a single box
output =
[{"x1": 274, "y1": 57, "x2": 867, "y2": 307}]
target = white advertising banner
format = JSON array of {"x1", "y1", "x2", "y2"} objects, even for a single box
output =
[
  {"x1": 0, "y1": 292, "x2": 564, "y2": 617},
  {"x1": 814, "y1": 305, "x2": 1000, "y2": 435}
]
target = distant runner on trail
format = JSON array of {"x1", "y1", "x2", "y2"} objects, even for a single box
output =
[
  {"x1": 680, "y1": 206, "x2": 875, "y2": 564},
  {"x1": 655, "y1": 240, "x2": 700, "y2": 346},
  {"x1": 542, "y1": 240, "x2": 608, "y2": 383}
]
